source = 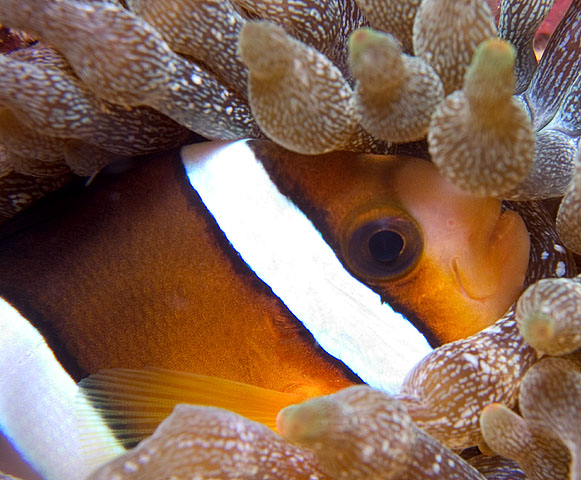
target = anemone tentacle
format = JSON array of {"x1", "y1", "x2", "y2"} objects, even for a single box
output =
[{"x1": 0, "y1": 0, "x2": 580, "y2": 478}]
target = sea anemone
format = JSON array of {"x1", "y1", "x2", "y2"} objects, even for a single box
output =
[{"x1": 0, "y1": 0, "x2": 580, "y2": 479}]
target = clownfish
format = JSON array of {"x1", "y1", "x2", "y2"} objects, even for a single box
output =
[{"x1": 0, "y1": 140, "x2": 531, "y2": 479}]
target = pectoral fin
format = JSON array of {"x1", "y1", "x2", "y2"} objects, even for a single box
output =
[{"x1": 77, "y1": 367, "x2": 305, "y2": 452}]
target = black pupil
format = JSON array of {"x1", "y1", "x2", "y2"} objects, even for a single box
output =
[{"x1": 368, "y1": 230, "x2": 404, "y2": 263}]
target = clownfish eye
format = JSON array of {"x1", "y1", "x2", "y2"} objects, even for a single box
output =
[
  {"x1": 368, "y1": 229, "x2": 404, "y2": 263},
  {"x1": 342, "y1": 210, "x2": 423, "y2": 281}
]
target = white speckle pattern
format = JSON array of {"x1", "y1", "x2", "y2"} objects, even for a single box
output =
[
  {"x1": 516, "y1": 275, "x2": 581, "y2": 356},
  {"x1": 429, "y1": 39, "x2": 536, "y2": 197},
  {"x1": 87, "y1": 405, "x2": 328, "y2": 480},
  {"x1": 413, "y1": 0, "x2": 496, "y2": 94},
  {"x1": 348, "y1": 28, "x2": 444, "y2": 143},
  {"x1": 0, "y1": 0, "x2": 579, "y2": 478}
]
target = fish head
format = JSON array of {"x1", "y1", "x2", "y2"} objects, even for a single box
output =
[{"x1": 246, "y1": 141, "x2": 531, "y2": 346}]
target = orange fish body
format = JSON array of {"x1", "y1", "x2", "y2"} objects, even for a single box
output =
[
  {"x1": 0, "y1": 140, "x2": 530, "y2": 396},
  {"x1": 0, "y1": 146, "x2": 357, "y2": 398},
  {"x1": 0, "y1": 140, "x2": 534, "y2": 480}
]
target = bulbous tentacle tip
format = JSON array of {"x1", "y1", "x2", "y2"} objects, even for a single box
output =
[
  {"x1": 466, "y1": 38, "x2": 516, "y2": 89},
  {"x1": 237, "y1": 21, "x2": 291, "y2": 78},
  {"x1": 239, "y1": 20, "x2": 359, "y2": 155},
  {"x1": 347, "y1": 28, "x2": 404, "y2": 82},
  {"x1": 480, "y1": 403, "x2": 531, "y2": 461},
  {"x1": 520, "y1": 357, "x2": 581, "y2": 449},
  {"x1": 413, "y1": 0, "x2": 497, "y2": 95},
  {"x1": 235, "y1": 0, "x2": 343, "y2": 58},
  {"x1": 277, "y1": 398, "x2": 340, "y2": 446},
  {"x1": 428, "y1": 38, "x2": 535, "y2": 197},
  {"x1": 348, "y1": 27, "x2": 444, "y2": 143},
  {"x1": 279, "y1": 386, "x2": 414, "y2": 441},
  {"x1": 353, "y1": 0, "x2": 421, "y2": 54},
  {"x1": 86, "y1": 404, "x2": 327, "y2": 480},
  {"x1": 279, "y1": 385, "x2": 486, "y2": 480},
  {"x1": 480, "y1": 401, "x2": 572, "y2": 480},
  {"x1": 516, "y1": 276, "x2": 581, "y2": 356},
  {"x1": 86, "y1": 386, "x2": 495, "y2": 480}
]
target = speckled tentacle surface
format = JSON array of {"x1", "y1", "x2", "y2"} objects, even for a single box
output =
[
  {"x1": 0, "y1": 151, "x2": 69, "y2": 179},
  {"x1": 234, "y1": 0, "x2": 342, "y2": 58},
  {"x1": 467, "y1": 455, "x2": 528, "y2": 480},
  {"x1": 399, "y1": 307, "x2": 536, "y2": 450},
  {"x1": 498, "y1": 0, "x2": 554, "y2": 94},
  {"x1": 512, "y1": 200, "x2": 575, "y2": 283},
  {"x1": 0, "y1": 0, "x2": 258, "y2": 139},
  {"x1": 516, "y1": 275, "x2": 581, "y2": 355},
  {"x1": 413, "y1": 0, "x2": 497, "y2": 95},
  {"x1": 91, "y1": 387, "x2": 492, "y2": 479},
  {"x1": 236, "y1": 0, "x2": 369, "y2": 80},
  {"x1": 464, "y1": 0, "x2": 581, "y2": 202},
  {"x1": 326, "y1": 0, "x2": 369, "y2": 77},
  {"x1": 504, "y1": 128, "x2": 579, "y2": 200},
  {"x1": 63, "y1": 140, "x2": 127, "y2": 177},
  {"x1": 481, "y1": 357, "x2": 581, "y2": 479},
  {"x1": 0, "y1": 109, "x2": 68, "y2": 168},
  {"x1": 397, "y1": 200, "x2": 575, "y2": 450},
  {"x1": 127, "y1": 0, "x2": 249, "y2": 101},
  {"x1": 520, "y1": 358, "x2": 581, "y2": 478},
  {"x1": 557, "y1": 150, "x2": 581, "y2": 253},
  {"x1": 480, "y1": 402, "x2": 572, "y2": 480},
  {"x1": 239, "y1": 21, "x2": 360, "y2": 154},
  {"x1": 86, "y1": 404, "x2": 330, "y2": 480},
  {"x1": 524, "y1": 0, "x2": 581, "y2": 132},
  {"x1": 353, "y1": 0, "x2": 421, "y2": 53},
  {"x1": 0, "y1": 0, "x2": 179, "y2": 104},
  {"x1": 504, "y1": 0, "x2": 580, "y2": 200},
  {"x1": 0, "y1": 45, "x2": 191, "y2": 157},
  {"x1": 348, "y1": 28, "x2": 444, "y2": 143},
  {"x1": 428, "y1": 38, "x2": 535, "y2": 197},
  {"x1": 549, "y1": 71, "x2": 581, "y2": 137},
  {"x1": 0, "y1": 0, "x2": 580, "y2": 478},
  {"x1": 278, "y1": 386, "x2": 487, "y2": 480},
  {"x1": 0, "y1": 0, "x2": 577, "y2": 206},
  {"x1": 0, "y1": 150, "x2": 73, "y2": 220}
]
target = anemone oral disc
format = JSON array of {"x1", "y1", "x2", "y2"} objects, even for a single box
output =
[{"x1": 181, "y1": 140, "x2": 433, "y2": 393}]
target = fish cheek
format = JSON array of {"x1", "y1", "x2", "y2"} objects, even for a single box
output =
[{"x1": 377, "y1": 258, "x2": 485, "y2": 347}]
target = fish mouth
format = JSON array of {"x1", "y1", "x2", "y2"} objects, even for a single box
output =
[{"x1": 452, "y1": 204, "x2": 527, "y2": 302}]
